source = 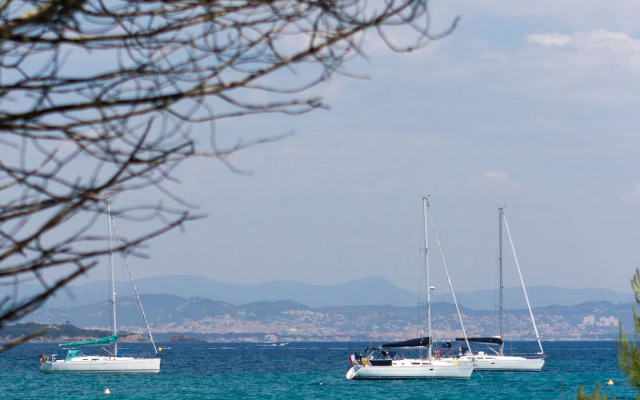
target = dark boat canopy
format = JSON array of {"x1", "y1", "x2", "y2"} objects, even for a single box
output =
[
  {"x1": 455, "y1": 337, "x2": 504, "y2": 346},
  {"x1": 381, "y1": 337, "x2": 430, "y2": 348}
]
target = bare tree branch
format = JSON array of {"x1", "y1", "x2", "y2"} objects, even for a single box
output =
[
  {"x1": 0, "y1": 0, "x2": 458, "y2": 334},
  {"x1": 0, "y1": 327, "x2": 47, "y2": 354}
]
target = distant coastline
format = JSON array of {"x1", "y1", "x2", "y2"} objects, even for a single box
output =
[
  {"x1": 0, "y1": 323, "x2": 146, "y2": 344},
  {"x1": 0, "y1": 323, "x2": 620, "y2": 344},
  {"x1": 4, "y1": 275, "x2": 632, "y2": 344}
]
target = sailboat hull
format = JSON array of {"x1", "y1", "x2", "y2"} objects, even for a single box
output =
[
  {"x1": 458, "y1": 355, "x2": 544, "y2": 371},
  {"x1": 346, "y1": 359, "x2": 473, "y2": 380},
  {"x1": 41, "y1": 356, "x2": 160, "y2": 373}
]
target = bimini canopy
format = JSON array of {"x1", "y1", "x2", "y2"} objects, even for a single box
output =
[
  {"x1": 65, "y1": 349, "x2": 86, "y2": 360},
  {"x1": 60, "y1": 334, "x2": 117, "y2": 348},
  {"x1": 455, "y1": 337, "x2": 504, "y2": 346},
  {"x1": 381, "y1": 337, "x2": 430, "y2": 348}
]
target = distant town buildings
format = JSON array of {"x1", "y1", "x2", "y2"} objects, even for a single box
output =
[
  {"x1": 581, "y1": 315, "x2": 618, "y2": 327},
  {"x1": 26, "y1": 298, "x2": 632, "y2": 342}
]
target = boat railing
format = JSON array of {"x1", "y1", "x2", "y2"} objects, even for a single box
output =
[{"x1": 501, "y1": 351, "x2": 546, "y2": 358}]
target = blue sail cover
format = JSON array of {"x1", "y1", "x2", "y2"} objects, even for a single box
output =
[
  {"x1": 381, "y1": 337, "x2": 430, "y2": 348},
  {"x1": 60, "y1": 334, "x2": 117, "y2": 348},
  {"x1": 455, "y1": 337, "x2": 504, "y2": 345}
]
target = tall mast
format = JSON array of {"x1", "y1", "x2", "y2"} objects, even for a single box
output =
[
  {"x1": 498, "y1": 206, "x2": 504, "y2": 356},
  {"x1": 107, "y1": 198, "x2": 118, "y2": 356},
  {"x1": 422, "y1": 196, "x2": 432, "y2": 359}
]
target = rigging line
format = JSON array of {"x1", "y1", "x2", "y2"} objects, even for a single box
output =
[
  {"x1": 110, "y1": 217, "x2": 158, "y2": 356},
  {"x1": 473, "y1": 210, "x2": 500, "y2": 336},
  {"x1": 502, "y1": 212, "x2": 544, "y2": 355},
  {"x1": 427, "y1": 205, "x2": 473, "y2": 357}
]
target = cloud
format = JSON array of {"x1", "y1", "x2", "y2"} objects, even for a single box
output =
[
  {"x1": 504, "y1": 30, "x2": 640, "y2": 105},
  {"x1": 377, "y1": 24, "x2": 640, "y2": 109},
  {"x1": 527, "y1": 33, "x2": 571, "y2": 47},
  {"x1": 465, "y1": 170, "x2": 532, "y2": 196},
  {"x1": 437, "y1": 1, "x2": 640, "y2": 32},
  {"x1": 411, "y1": 29, "x2": 640, "y2": 108},
  {"x1": 621, "y1": 184, "x2": 640, "y2": 202}
]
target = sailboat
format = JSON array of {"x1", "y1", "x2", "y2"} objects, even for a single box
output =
[
  {"x1": 455, "y1": 206, "x2": 544, "y2": 371},
  {"x1": 345, "y1": 197, "x2": 474, "y2": 380},
  {"x1": 40, "y1": 199, "x2": 161, "y2": 373}
]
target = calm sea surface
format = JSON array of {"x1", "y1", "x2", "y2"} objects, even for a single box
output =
[{"x1": 0, "y1": 341, "x2": 636, "y2": 399}]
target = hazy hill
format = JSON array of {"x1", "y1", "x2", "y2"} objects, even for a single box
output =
[
  {"x1": 24, "y1": 295, "x2": 497, "y2": 329},
  {"x1": 3, "y1": 275, "x2": 632, "y2": 309},
  {"x1": 30, "y1": 295, "x2": 239, "y2": 328},
  {"x1": 18, "y1": 295, "x2": 634, "y2": 341},
  {"x1": 316, "y1": 302, "x2": 492, "y2": 319},
  {"x1": 26, "y1": 296, "x2": 315, "y2": 328},
  {"x1": 0, "y1": 323, "x2": 144, "y2": 342},
  {"x1": 6, "y1": 275, "x2": 418, "y2": 308},
  {"x1": 434, "y1": 285, "x2": 633, "y2": 311},
  {"x1": 242, "y1": 300, "x2": 311, "y2": 319}
]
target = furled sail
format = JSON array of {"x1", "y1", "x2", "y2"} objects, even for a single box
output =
[
  {"x1": 455, "y1": 337, "x2": 503, "y2": 345},
  {"x1": 381, "y1": 337, "x2": 430, "y2": 348},
  {"x1": 59, "y1": 334, "x2": 117, "y2": 348}
]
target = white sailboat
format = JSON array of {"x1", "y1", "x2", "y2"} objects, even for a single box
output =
[
  {"x1": 346, "y1": 197, "x2": 474, "y2": 380},
  {"x1": 456, "y1": 206, "x2": 544, "y2": 371},
  {"x1": 40, "y1": 199, "x2": 161, "y2": 373}
]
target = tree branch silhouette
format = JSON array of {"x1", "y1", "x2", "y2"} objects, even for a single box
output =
[{"x1": 0, "y1": 0, "x2": 458, "y2": 336}]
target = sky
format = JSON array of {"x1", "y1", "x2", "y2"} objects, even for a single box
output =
[{"x1": 70, "y1": 0, "x2": 640, "y2": 296}]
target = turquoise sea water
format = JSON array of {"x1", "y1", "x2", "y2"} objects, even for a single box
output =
[{"x1": 0, "y1": 341, "x2": 636, "y2": 399}]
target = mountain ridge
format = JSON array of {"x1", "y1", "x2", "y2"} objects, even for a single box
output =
[
  {"x1": 4, "y1": 274, "x2": 632, "y2": 309},
  {"x1": 19, "y1": 294, "x2": 633, "y2": 341}
]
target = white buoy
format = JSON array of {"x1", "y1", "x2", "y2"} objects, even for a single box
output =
[
  {"x1": 104, "y1": 388, "x2": 111, "y2": 395},
  {"x1": 608, "y1": 380, "x2": 614, "y2": 385}
]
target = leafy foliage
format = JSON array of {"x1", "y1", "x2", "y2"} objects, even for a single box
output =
[
  {"x1": 575, "y1": 269, "x2": 640, "y2": 400},
  {"x1": 617, "y1": 269, "x2": 640, "y2": 390},
  {"x1": 576, "y1": 384, "x2": 609, "y2": 400}
]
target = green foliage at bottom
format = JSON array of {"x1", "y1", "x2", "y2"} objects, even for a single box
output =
[
  {"x1": 576, "y1": 384, "x2": 610, "y2": 400},
  {"x1": 617, "y1": 270, "x2": 640, "y2": 390}
]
